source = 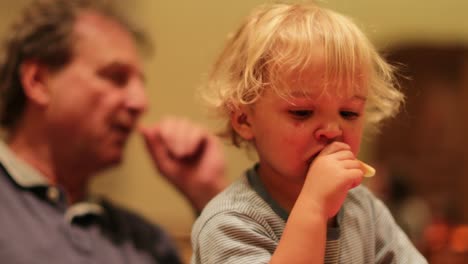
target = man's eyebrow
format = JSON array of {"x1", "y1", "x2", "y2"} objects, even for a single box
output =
[{"x1": 101, "y1": 61, "x2": 146, "y2": 83}]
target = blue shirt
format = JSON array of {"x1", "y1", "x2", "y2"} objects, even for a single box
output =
[{"x1": 0, "y1": 141, "x2": 181, "y2": 264}]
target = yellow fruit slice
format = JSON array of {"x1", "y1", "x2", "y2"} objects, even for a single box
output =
[{"x1": 360, "y1": 161, "x2": 376, "y2": 178}]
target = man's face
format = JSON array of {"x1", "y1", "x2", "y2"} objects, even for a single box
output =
[{"x1": 45, "y1": 11, "x2": 148, "y2": 170}]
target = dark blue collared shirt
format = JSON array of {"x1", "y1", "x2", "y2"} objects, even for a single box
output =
[{"x1": 0, "y1": 141, "x2": 181, "y2": 264}]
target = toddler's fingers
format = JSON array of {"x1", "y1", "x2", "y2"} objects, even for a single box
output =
[
  {"x1": 348, "y1": 168, "x2": 364, "y2": 189},
  {"x1": 319, "y1": 142, "x2": 351, "y2": 156}
]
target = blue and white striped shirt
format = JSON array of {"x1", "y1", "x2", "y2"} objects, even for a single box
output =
[{"x1": 191, "y1": 165, "x2": 427, "y2": 264}]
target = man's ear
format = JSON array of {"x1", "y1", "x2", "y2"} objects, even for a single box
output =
[
  {"x1": 19, "y1": 60, "x2": 51, "y2": 106},
  {"x1": 230, "y1": 106, "x2": 254, "y2": 140}
]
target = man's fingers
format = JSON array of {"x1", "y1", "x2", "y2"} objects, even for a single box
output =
[{"x1": 157, "y1": 118, "x2": 206, "y2": 158}]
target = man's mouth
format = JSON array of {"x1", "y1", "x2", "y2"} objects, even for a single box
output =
[{"x1": 111, "y1": 122, "x2": 134, "y2": 137}]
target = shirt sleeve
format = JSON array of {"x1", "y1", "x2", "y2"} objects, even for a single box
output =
[
  {"x1": 99, "y1": 199, "x2": 182, "y2": 264},
  {"x1": 191, "y1": 211, "x2": 277, "y2": 264},
  {"x1": 373, "y1": 197, "x2": 428, "y2": 264}
]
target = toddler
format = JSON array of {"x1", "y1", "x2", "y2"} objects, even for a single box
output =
[{"x1": 192, "y1": 2, "x2": 427, "y2": 263}]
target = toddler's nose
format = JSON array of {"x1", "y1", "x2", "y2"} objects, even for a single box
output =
[{"x1": 315, "y1": 123, "x2": 342, "y2": 144}]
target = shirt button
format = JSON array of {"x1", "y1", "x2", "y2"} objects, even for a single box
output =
[{"x1": 47, "y1": 186, "x2": 60, "y2": 202}]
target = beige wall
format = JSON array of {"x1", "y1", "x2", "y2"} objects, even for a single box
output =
[{"x1": 1, "y1": 0, "x2": 467, "y2": 237}]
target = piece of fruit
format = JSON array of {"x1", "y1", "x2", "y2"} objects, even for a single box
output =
[{"x1": 360, "y1": 161, "x2": 376, "y2": 177}]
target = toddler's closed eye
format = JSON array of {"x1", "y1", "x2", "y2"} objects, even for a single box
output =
[
  {"x1": 289, "y1": 110, "x2": 313, "y2": 119},
  {"x1": 340, "y1": 111, "x2": 360, "y2": 120}
]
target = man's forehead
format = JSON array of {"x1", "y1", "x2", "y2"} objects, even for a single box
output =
[
  {"x1": 71, "y1": 10, "x2": 143, "y2": 71},
  {"x1": 74, "y1": 11, "x2": 132, "y2": 43}
]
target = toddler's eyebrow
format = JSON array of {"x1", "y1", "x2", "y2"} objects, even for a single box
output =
[
  {"x1": 352, "y1": 95, "x2": 367, "y2": 101},
  {"x1": 288, "y1": 91, "x2": 367, "y2": 101}
]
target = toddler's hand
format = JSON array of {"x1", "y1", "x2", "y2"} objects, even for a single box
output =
[{"x1": 302, "y1": 142, "x2": 364, "y2": 219}]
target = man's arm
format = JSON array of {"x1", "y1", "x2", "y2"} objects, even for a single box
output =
[{"x1": 140, "y1": 116, "x2": 228, "y2": 214}]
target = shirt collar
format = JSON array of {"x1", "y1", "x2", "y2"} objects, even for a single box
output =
[
  {"x1": 0, "y1": 140, "x2": 48, "y2": 187},
  {"x1": 0, "y1": 141, "x2": 103, "y2": 222},
  {"x1": 65, "y1": 201, "x2": 104, "y2": 223}
]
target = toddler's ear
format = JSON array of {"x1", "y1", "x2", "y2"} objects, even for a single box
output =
[{"x1": 231, "y1": 107, "x2": 254, "y2": 140}]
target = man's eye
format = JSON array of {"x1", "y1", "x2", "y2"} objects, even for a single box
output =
[
  {"x1": 340, "y1": 111, "x2": 360, "y2": 120},
  {"x1": 98, "y1": 66, "x2": 130, "y2": 87},
  {"x1": 104, "y1": 71, "x2": 129, "y2": 86},
  {"x1": 289, "y1": 110, "x2": 313, "y2": 119}
]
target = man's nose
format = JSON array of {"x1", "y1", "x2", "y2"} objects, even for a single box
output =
[
  {"x1": 125, "y1": 80, "x2": 148, "y2": 116},
  {"x1": 314, "y1": 121, "x2": 343, "y2": 144}
]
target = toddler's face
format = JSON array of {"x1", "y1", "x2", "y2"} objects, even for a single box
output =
[{"x1": 235, "y1": 70, "x2": 367, "y2": 188}]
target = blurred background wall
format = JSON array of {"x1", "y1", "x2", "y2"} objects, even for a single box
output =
[{"x1": 1, "y1": 0, "x2": 467, "y2": 262}]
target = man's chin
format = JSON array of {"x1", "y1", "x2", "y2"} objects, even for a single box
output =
[{"x1": 94, "y1": 151, "x2": 124, "y2": 171}]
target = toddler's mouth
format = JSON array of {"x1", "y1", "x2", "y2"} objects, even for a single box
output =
[{"x1": 306, "y1": 151, "x2": 321, "y2": 165}]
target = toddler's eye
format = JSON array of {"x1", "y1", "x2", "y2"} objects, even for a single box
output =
[
  {"x1": 340, "y1": 111, "x2": 360, "y2": 120},
  {"x1": 289, "y1": 110, "x2": 313, "y2": 119}
]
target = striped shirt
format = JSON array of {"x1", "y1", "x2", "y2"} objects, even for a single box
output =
[{"x1": 191, "y1": 166, "x2": 427, "y2": 264}]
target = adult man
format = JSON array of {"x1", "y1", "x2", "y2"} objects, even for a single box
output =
[{"x1": 0, "y1": 0, "x2": 226, "y2": 263}]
